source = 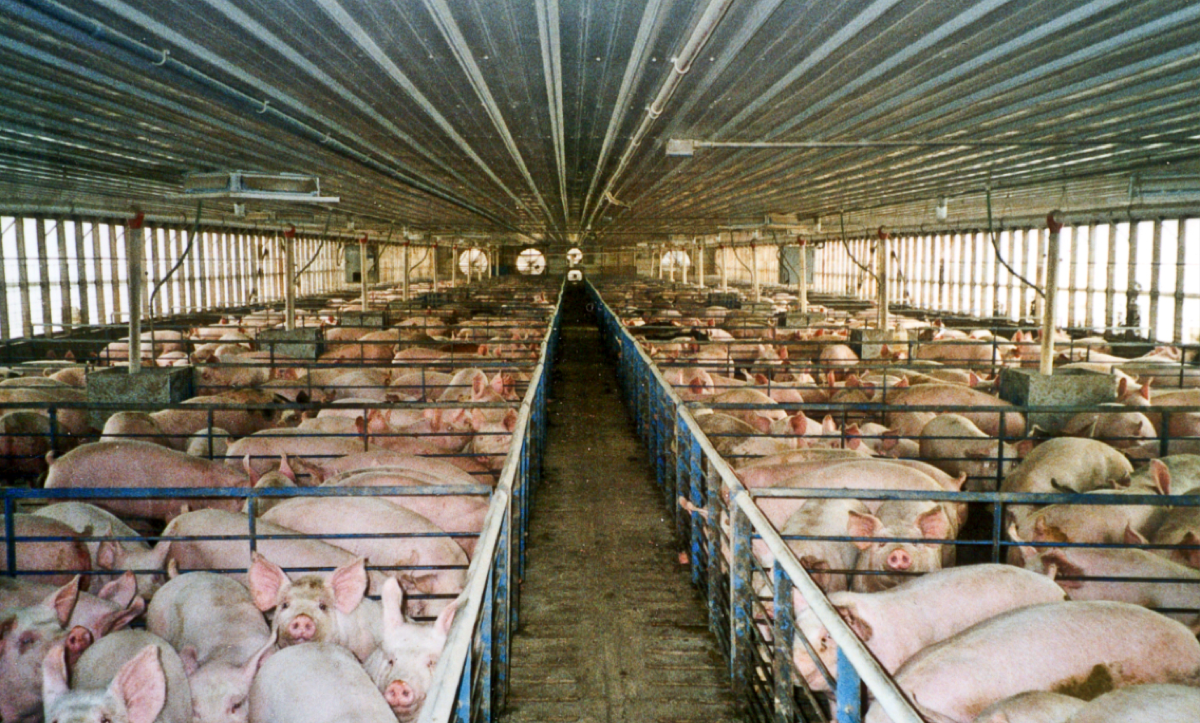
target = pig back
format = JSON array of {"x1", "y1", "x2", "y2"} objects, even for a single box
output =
[{"x1": 250, "y1": 643, "x2": 396, "y2": 723}]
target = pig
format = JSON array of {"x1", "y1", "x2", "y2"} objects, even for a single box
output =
[
  {"x1": 3, "y1": 513, "x2": 91, "y2": 586},
  {"x1": 970, "y1": 691, "x2": 1085, "y2": 723},
  {"x1": 818, "y1": 343, "x2": 859, "y2": 379},
  {"x1": 883, "y1": 383, "x2": 1025, "y2": 439},
  {"x1": 1151, "y1": 500, "x2": 1200, "y2": 569},
  {"x1": 320, "y1": 468, "x2": 487, "y2": 556},
  {"x1": 705, "y1": 388, "x2": 787, "y2": 433},
  {"x1": 0, "y1": 386, "x2": 92, "y2": 438},
  {"x1": 293, "y1": 452, "x2": 487, "y2": 487},
  {"x1": 0, "y1": 411, "x2": 59, "y2": 476},
  {"x1": 146, "y1": 572, "x2": 274, "y2": 723},
  {"x1": 45, "y1": 629, "x2": 192, "y2": 723},
  {"x1": 262, "y1": 498, "x2": 468, "y2": 616},
  {"x1": 388, "y1": 370, "x2": 455, "y2": 401},
  {"x1": 101, "y1": 411, "x2": 170, "y2": 446},
  {"x1": 467, "y1": 406, "x2": 518, "y2": 470},
  {"x1": 0, "y1": 573, "x2": 143, "y2": 640},
  {"x1": 1017, "y1": 527, "x2": 1200, "y2": 626},
  {"x1": 45, "y1": 441, "x2": 251, "y2": 521},
  {"x1": 156, "y1": 509, "x2": 389, "y2": 592},
  {"x1": 364, "y1": 577, "x2": 460, "y2": 722},
  {"x1": 224, "y1": 428, "x2": 381, "y2": 478},
  {"x1": 249, "y1": 643, "x2": 396, "y2": 723},
  {"x1": 767, "y1": 499, "x2": 869, "y2": 593},
  {"x1": 793, "y1": 564, "x2": 1067, "y2": 694},
  {"x1": 696, "y1": 412, "x2": 763, "y2": 457},
  {"x1": 914, "y1": 336, "x2": 1007, "y2": 366},
  {"x1": 862, "y1": 601, "x2": 1200, "y2": 723},
  {"x1": 31, "y1": 502, "x2": 166, "y2": 595},
  {"x1": 186, "y1": 427, "x2": 233, "y2": 459},
  {"x1": 1061, "y1": 684, "x2": 1200, "y2": 722},
  {"x1": 240, "y1": 456, "x2": 300, "y2": 516},
  {"x1": 1061, "y1": 405, "x2": 1157, "y2": 450},
  {"x1": 247, "y1": 554, "x2": 380, "y2": 662},
  {"x1": 919, "y1": 414, "x2": 1022, "y2": 491},
  {"x1": 847, "y1": 500, "x2": 956, "y2": 592},
  {"x1": 1000, "y1": 438, "x2": 1132, "y2": 495},
  {"x1": 194, "y1": 360, "x2": 271, "y2": 390},
  {"x1": 1, "y1": 576, "x2": 142, "y2": 723}
]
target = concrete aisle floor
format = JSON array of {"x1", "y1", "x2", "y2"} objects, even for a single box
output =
[{"x1": 500, "y1": 288, "x2": 743, "y2": 723}]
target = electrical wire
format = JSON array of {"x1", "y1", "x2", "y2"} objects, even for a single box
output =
[{"x1": 986, "y1": 186, "x2": 1045, "y2": 298}]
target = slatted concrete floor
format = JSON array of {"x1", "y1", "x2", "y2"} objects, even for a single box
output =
[{"x1": 501, "y1": 294, "x2": 743, "y2": 723}]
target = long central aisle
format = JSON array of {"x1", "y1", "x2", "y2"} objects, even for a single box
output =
[{"x1": 501, "y1": 285, "x2": 743, "y2": 723}]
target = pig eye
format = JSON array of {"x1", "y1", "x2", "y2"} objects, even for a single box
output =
[
  {"x1": 318, "y1": 602, "x2": 328, "y2": 612},
  {"x1": 231, "y1": 699, "x2": 245, "y2": 713},
  {"x1": 280, "y1": 602, "x2": 289, "y2": 610},
  {"x1": 18, "y1": 631, "x2": 38, "y2": 654},
  {"x1": 101, "y1": 717, "x2": 112, "y2": 723}
]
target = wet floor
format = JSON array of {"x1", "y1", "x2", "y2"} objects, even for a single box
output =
[{"x1": 500, "y1": 285, "x2": 743, "y2": 723}]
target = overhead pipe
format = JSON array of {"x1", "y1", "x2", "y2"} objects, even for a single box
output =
[
  {"x1": 1041, "y1": 211, "x2": 1063, "y2": 376},
  {"x1": 582, "y1": 0, "x2": 735, "y2": 231},
  {"x1": 534, "y1": 0, "x2": 569, "y2": 223}
]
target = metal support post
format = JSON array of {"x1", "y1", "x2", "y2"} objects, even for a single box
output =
[
  {"x1": 284, "y1": 229, "x2": 296, "y2": 330},
  {"x1": 798, "y1": 241, "x2": 809, "y2": 314},
  {"x1": 878, "y1": 228, "x2": 890, "y2": 329},
  {"x1": 1041, "y1": 212, "x2": 1062, "y2": 376},
  {"x1": 127, "y1": 213, "x2": 145, "y2": 374}
]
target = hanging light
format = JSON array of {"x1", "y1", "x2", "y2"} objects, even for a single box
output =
[{"x1": 936, "y1": 197, "x2": 949, "y2": 221}]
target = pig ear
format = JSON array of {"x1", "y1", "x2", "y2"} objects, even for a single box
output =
[
  {"x1": 754, "y1": 373, "x2": 768, "y2": 385},
  {"x1": 97, "y1": 595, "x2": 146, "y2": 636},
  {"x1": 434, "y1": 596, "x2": 462, "y2": 637},
  {"x1": 45, "y1": 576, "x2": 82, "y2": 627},
  {"x1": 821, "y1": 415, "x2": 838, "y2": 434},
  {"x1": 967, "y1": 371, "x2": 981, "y2": 387},
  {"x1": 689, "y1": 377, "x2": 707, "y2": 396},
  {"x1": 846, "y1": 511, "x2": 882, "y2": 550},
  {"x1": 917, "y1": 507, "x2": 952, "y2": 540},
  {"x1": 949, "y1": 472, "x2": 968, "y2": 492},
  {"x1": 97, "y1": 571, "x2": 138, "y2": 608},
  {"x1": 503, "y1": 408, "x2": 519, "y2": 432},
  {"x1": 97, "y1": 538, "x2": 123, "y2": 571},
  {"x1": 248, "y1": 552, "x2": 290, "y2": 611},
  {"x1": 1041, "y1": 552, "x2": 1083, "y2": 591},
  {"x1": 278, "y1": 453, "x2": 297, "y2": 484},
  {"x1": 243, "y1": 455, "x2": 261, "y2": 485},
  {"x1": 1174, "y1": 532, "x2": 1200, "y2": 569},
  {"x1": 242, "y1": 634, "x2": 276, "y2": 682},
  {"x1": 110, "y1": 645, "x2": 168, "y2": 723},
  {"x1": 179, "y1": 645, "x2": 201, "y2": 676},
  {"x1": 381, "y1": 576, "x2": 407, "y2": 632},
  {"x1": 846, "y1": 374, "x2": 860, "y2": 388},
  {"x1": 471, "y1": 374, "x2": 488, "y2": 400},
  {"x1": 1015, "y1": 439, "x2": 1036, "y2": 458},
  {"x1": 749, "y1": 414, "x2": 773, "y2": 434},
  {"x1": 42, "y1": 640, "x2": 71, "y2": 708},
  {"x1": 328, "y1": 558, "x2": 368, "y2": 614},
  {"x1": 289, "y1": 455, "x2": 324, "y2": 486},
  {"x1": 836, "y1": 603, "x2": 873, "y2": 641},
  {"x1": 1150, "y1": 459, "x2": 1171, "y2": 495},
  {"x1": 1118, "y1": 377, "x2": 1128, "y2": 397},
  {"x1": 1123, "y1": 523, "x2": 1149, "y2": 546},
  {"x1": 893, "y1": 376, "x2": 909, "y2": 389},
  {"x1": 1140, "y1": 380, "x2": 1152, "y2": 400}
]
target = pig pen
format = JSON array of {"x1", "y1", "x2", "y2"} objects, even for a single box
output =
[
  {"x1": 1, "y1": 276, "x2": 562, "y2": 723},
  {"x1": 591, "y1": 276, "x2": 1200, "y2": 723}
]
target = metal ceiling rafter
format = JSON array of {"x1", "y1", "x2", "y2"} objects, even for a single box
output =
[
  {"x1": 421, "y1": 0, "x2": 557, "y2": 233},
  {"x1": 818, "y1": 0, "x2": 1199, "y2": 142},
  {"x1": 578, "y1": 0, "x2": 667, "y2": 228},
  {"x1": 310, "y1": 0, "x2": 534, "y2": 222},
  {"x1": 15, "y1": 0, "x2": 518, "y2": 231},
  {"x1": 582, "y1": 0, "x2": 736, "y2": 236},
  {"x1": 534, "y1": 0, "x2": 568, "y2": 230}
]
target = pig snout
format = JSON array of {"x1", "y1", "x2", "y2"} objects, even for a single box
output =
[
  {"x1": 385, "y1": 680, "x2": 418, "y2": 710},
  {"x1": 65, "y1": 625, "x2": 94, "y2": 666},
  {"x1": 886, "y1": 549, "x2": 912, "y2": 571},
  {"x1": 285, "y1": 614, "x2": 317, "y2": 642}
]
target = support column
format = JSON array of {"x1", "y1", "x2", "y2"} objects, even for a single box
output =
[
  {"x1": 284, "y1": 229, "x2": 296, "y2": 330},
  {"x1": 720, "y1": 245, "x2": 728, "y2": 291},
  {"x1": 750, "y1": 243, "x2": 760, "y2": 302},
  {"x1": 451, "y1": 244, "x2": 458, "y2": 288},
  {"x1": 697, "y1": 241, "x2": 706, "y2": 289},
  {"x1": 1041, "y1": 212, "x2": 1063, "y2": 376},
  {"x1": 403, "y1": 242, "x2": 411, "y2": 301},
  {"x1": 877, "y1": 229, "x2": 890, "y2": 329},
  {"x1": 359, "y1": 235, "x2": 369, "y2": 310},
  {"x1": 797, "y1": 241, "x2": 808, "y2": 314},
  {"x1": 431, "y1": 243, "x2": 439, "y2": 291},
  {"x1": 127, "y1": 212, "x2": 145, "y2": 374}
]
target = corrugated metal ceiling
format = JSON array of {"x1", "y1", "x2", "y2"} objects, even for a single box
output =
[{"x1": 1, "y1": 0, "x2": 1198, "y2": 245}]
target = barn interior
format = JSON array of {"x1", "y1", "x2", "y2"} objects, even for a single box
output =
[{"x1": 3, "y1": 2, "x2": 1200, "y2": 723}]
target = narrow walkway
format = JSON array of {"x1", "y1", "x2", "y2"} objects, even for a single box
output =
[{"x1": 501, "y1": 287, "x2": 742, "y2": 723}]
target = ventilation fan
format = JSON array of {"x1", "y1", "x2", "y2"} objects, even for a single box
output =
[
  {"x1": 458, "y1": 249, "x2": 489, "y2": 276},
  {"x1": 517, "y1": 249, "x2": 546, "y2": 275}
]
